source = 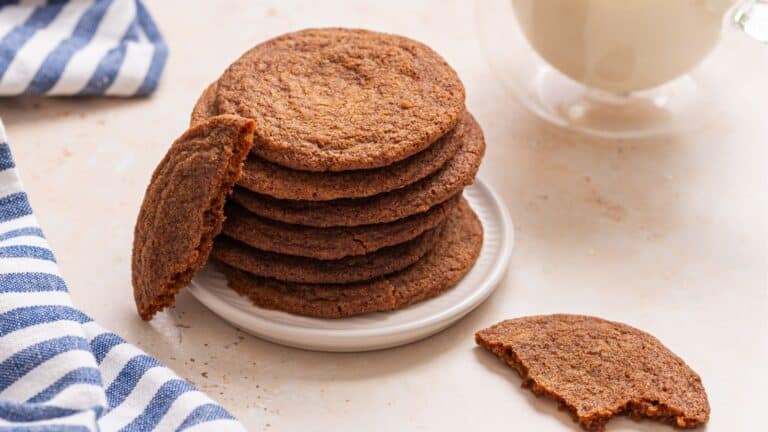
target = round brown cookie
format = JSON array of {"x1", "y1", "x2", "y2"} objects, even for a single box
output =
[
  {"x1": 231, "y1": 113, "x2": 485, "y2": 227},
  {"x1": 214, "y1": 28, "x2": 466, "y2": 172},
  {"x1": 192, "y1": 83, "x2": 466, "y2": 200},
  {"x1": 475, "y1": 315, "x2": 710, "y2": 431},
  {"x1": 236, "y1": 115, "x2": 467, "y2": 200},
  {"x1": 214, "y1": 199, "x2": 483, "y2": 318},
  {"x1": 132, "y1": 115, "x2": 255, "y2": 321},
  {"x1": 222, "y1": 195, "x2": 459, "y2": 260},
  {"x1": 211, "y1": 223, "x2": 441, "y2": 284},
  {"x1": 190, "y1": 81, "x2": 218, "y2": 126}
]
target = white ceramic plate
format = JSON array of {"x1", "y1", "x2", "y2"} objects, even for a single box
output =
[{"x1": 188, "y1": 179, "x2": 513, "y2": 352}]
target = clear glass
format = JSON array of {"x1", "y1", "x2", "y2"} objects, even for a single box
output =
[{"x1": 476, "y1": 0, "x2": 768, "y2": 138}]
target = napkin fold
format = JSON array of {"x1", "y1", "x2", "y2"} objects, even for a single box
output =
[{"x1": 0, "y1": 0, "x2": 167, "y2": 96}]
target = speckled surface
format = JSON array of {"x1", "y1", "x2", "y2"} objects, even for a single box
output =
[{"x1": 0, "y1": 1, "x2": 765, "y2": 431}]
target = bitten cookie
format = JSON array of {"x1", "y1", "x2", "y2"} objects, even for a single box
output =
[
  {"x1": 222, "y1": 195, "x2": 458, "y2": 260},
  {"x1": 475, "y1": 315, "x2": 710, "y2": 431},
  {"x1": 215, "y1": 199, "x2": 483, "y2": 318},
  {"x1": 193, "y1": 82, "x2": 467, "y2": 200},
  {"x1": 213, "y1": 28, "x2": 466, "y2": 171},
  {"x1": 132, "y1": 115, "x2": 255, "y2": 320},
  {"x1": 211, "y1": 224, "x2": 441, "y2": 284},
  {"x1": 230, "y1": 113, "x2": 485, "y2": 227}
]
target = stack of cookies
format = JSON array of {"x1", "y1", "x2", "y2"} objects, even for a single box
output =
[
  {"x1": 133, "y1": 28, "x2": 486, "y2": 320},
  {"x1": 195, "y1": 29, "x2": 485, "y2": 318}
]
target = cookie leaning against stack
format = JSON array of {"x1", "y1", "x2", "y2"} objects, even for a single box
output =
[{"x1": 131, "y1": 28, "x2": 486, "y2": 320}]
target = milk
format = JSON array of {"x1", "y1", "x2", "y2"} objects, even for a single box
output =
[{"x1": 511, "y1": 0, "x2": 735, "y2": 93}]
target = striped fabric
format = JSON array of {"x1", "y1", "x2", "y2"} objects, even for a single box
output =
[
  {"x1": 0, "y1": 123, "x2": 245, "y2": 431},
  {"x1": 0, "y1": 0, "x2": 167, "y2": 97}
]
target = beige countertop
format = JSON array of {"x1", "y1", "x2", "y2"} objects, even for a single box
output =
[{"x1": 1, "y1": 1, "x2": 766, "y2": 430}]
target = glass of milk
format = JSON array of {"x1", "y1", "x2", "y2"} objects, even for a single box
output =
[{"x1": 477, "y1": 0, "x2": 767, "y2": 137}]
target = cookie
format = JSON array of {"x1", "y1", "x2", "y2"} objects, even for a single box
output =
[
  {"x1": 132, "y1": 115, "x2": 255, "y2": 320},
  {"x1": 215, "y1": 199, "x2": 483, "y2": 318},
  {"x1": 230, "y1": 113, "x2": 485, "y2": 227},
  {"x1": 222, "y1": 195, "x2": 459, "y2": 260},
  {"x1": 475, "y1": 315, "x2": 710, "y2": 431},
  {"x1": 211, "y1": 222, "x2": 441, "y2": 285},
  {"x1": 193, "y1": 83, "x2": 466, "y2": 200},
  {"x1": 236, "y1": 116, "x2": 467, "y2": 200},
  {"x1": 214, "y1": 28, "x2": 466, "y2": 171},
  {"x1": 190, "y1": 81, "x2": 218, "y2": 126}
]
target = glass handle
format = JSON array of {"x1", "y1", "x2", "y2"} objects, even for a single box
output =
[{"x1": 734, "y1": 0, "x2": 768, "y2": 43}]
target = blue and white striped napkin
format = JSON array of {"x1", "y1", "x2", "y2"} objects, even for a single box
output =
[
  {"x1": 0, "y1": 0, "x2": 167, "y2": 97},
  {"x1": 0, "y1": 1, "x2": 247, "y2": 430},
  {"x1": 0, "y1": 124, "x2": 245, "y2": 431}
]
